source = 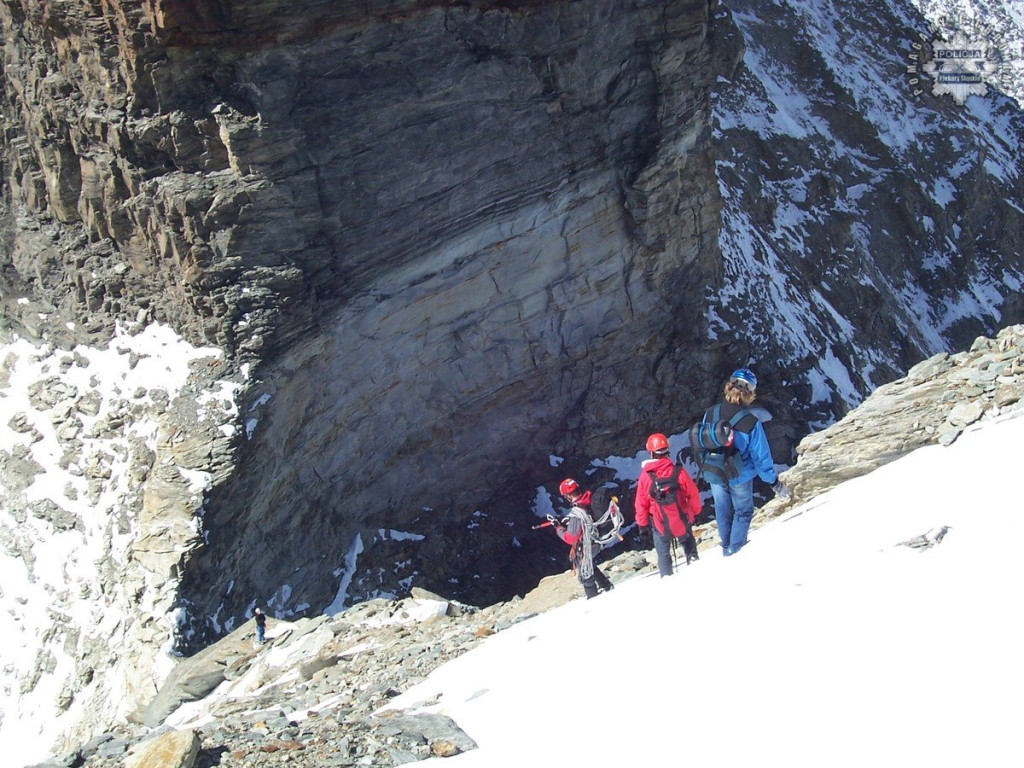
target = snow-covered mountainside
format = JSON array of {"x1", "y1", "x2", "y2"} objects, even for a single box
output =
[
  {"x1": 0, "y1": 324, "x2": 241, "y2": 760},
  {"x1": 712, "y1": 0, "x2": 1023, "y2": 429},
  {"x1": 380, "y1": 400, "x2": 1024, "y2": 768},
  {"x1": 1, "y1": 0, "x2": 1023, "y2": 762}
]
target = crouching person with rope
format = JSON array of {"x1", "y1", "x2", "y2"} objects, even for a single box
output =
[
  {"x1": 635, "y1": 433, "x2": 702, "y2": 577},
  {"x1": 551, "y1": 478, "x2": 622, "y2": 599}
]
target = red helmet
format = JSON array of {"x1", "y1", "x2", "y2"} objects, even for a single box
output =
[
  {"x1": 645, "y1": 433, "x2": 669, "y2": 454},
  {"x1": 558, "y1": 478, "x2": 580, "y2": 497}
]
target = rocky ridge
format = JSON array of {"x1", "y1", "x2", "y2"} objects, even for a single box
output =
[
  {"x1": 26, "y1": 566, "x2": 649, "y2": 768},
  {"x1": 778, "y1": 323, "x2": 1024, "y2": 508},
  {"x1": 25, "y1": 323, "x2": 1024, "y2": 768}
]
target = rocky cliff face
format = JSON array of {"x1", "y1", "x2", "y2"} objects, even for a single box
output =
[
  {"x1": 1, "y1": 0, "x2": 1023, "y2": 760},
  {"x1": 3, "y1": 0, "x2": 726, "y2": 611},
  {"x1": 166, "y1": 0, "x2": 724, "y2": 629},
  {"x1": 711, "y1": 0, "x2": 1024, "y2": 429},
  {"x1": 2, "y1": 0, "x2": 723, "y2": 754}
]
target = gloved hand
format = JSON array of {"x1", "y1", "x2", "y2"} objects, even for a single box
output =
[{"x1": 772, "y1": 480, "x2": 791, "y2": 500}]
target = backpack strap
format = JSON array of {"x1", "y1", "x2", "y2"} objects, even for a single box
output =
[
  {"x1": 708, "y1": 404, "x2": 730, "y2": 448},
  {"x1": 645, "y1": 469, "x2": 668, "y2": 532},
  {"x1": 704, "y1": 403, "x2": 722, "y2": 430},
  {"x1": 728, "y1": 407, "x2": 754, "y2": 428},
  {"x1": 645, "y1": 466, "x2": 686, "y2": 535}
]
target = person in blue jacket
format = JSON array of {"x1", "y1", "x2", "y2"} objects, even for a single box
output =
[{"x1": 710, "y1": 368, "x2": 789, "y2": 556}]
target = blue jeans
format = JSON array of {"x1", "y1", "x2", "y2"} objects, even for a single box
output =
[{"x1": 712, "y1": 480, "x2": 754, "y2": 554}]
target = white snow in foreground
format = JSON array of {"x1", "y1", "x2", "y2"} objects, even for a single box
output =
[{"x1": 384, "y1": 411, "x2": 1024, "y2": 767}]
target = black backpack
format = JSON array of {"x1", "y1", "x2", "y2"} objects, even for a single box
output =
[
  {"x1": 587, "y1": 487, "x2": 624, "y2": 546},
  {"x1": 647, "y1": 466, "x2": 682, "y2": 506},
  {"x1": 688, "y1": 404, "x2": 754, "y2": 486},
  {"x1": 645, "y1": 465, "x2": 699, "y2": 562},
  {"x1": 645, "y1": 465, "x2": 691, "y2": 533}
]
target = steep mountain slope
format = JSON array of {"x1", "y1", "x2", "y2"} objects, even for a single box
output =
[
  {"x1": 1, "y1": 0, "x2": 1023, "y2": 759},
  {"x1": 1, "y1": 0, "x2": 724, "y2": 621},
  {"x1": 712, "y1": 0, "x2": 1024, "y2": 429},
  {"x1": 22, "y1": 323, "x2": 1024, "y2": 768}
]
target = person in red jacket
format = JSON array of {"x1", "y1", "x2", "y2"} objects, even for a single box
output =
[
  {"x1": 552, "y1": 478, "x2": 615, "y2": 599},
  {"x1": 634, "y1": 432, "x2": 702, "y2": 577}
]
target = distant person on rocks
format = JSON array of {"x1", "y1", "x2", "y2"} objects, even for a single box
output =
[
  {"x1": 705, "y1": 368, "x2": 790, "y2": 557},
  {"x1": 254, "y1": 607, "x2": 267, "y2": 644},
  {"x1": 634, "y1": 433, "x2": 702, "y2": 576},
  {"x1": 551, "y1": 478, "x2": 617, "y2": 599}
]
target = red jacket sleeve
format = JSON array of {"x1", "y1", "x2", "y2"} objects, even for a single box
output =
[
  {"x1": 557, "y1": 526, "x2": 581, "y2": 546},
  {"x1": 675, "y1": 468, "x2": 701, "y2": 525},
  {"x1": 634, "y1": 471, "x2": 652, "y2": 527},
  {"x1": 556, "y1": 514, "x2": 583, "y2": 546}
]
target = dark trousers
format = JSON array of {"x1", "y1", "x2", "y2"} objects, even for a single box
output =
[
  {"x1": 652, "y1": 528, "x2": 699, "y2": 577},
  {"x1": 581, "y1": 567, "x2": 613, "y2": 598}
]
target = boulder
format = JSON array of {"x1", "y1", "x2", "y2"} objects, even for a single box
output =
[
  {"x1": 140, "y1": 622, "x2": 259, "y2": 727},
  {"x1": 124, "y1": 729, "x2": 200, "y2": 768}
]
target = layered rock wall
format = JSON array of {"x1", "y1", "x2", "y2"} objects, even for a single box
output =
[
  {"x1": 178, "y1": 0, "x2": 724, "y2": 626},
  {"x1": 1, "y1": 1, "x2": 725, "y2": 744}
]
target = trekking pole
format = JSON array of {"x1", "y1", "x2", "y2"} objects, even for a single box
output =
[{"x1": 670, "y1": 536, "x2": 678, "y2": 571}]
